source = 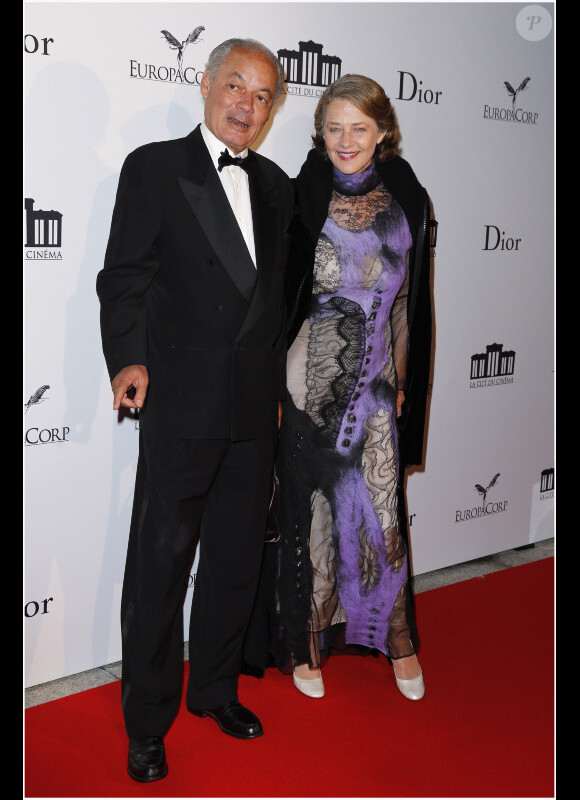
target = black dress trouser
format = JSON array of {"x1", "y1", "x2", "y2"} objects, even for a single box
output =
[{"x1": 120, "y1": 427, "x2": 275, "y2": 738}]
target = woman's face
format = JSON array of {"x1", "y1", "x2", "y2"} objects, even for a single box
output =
[{"x1": 323, "y1": 98, "x2": 385, "y2": 174}]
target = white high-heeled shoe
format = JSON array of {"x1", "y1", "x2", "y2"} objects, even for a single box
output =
[
  {"x1": 393, "y1": 666, "x2": 425, "y2": 701},
  {"x1": 293, "y1": 670, "x2": 325, "y2": 698}
]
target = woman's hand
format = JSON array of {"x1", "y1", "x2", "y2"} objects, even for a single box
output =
[{"x1": 396, "y1": 390, "x2": 405, "y2": 418}]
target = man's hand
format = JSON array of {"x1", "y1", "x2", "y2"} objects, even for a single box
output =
[
  {"x1": 111, "y1": 365, "x2": 149, "y2": 410},
  {"x1": 278, "y1": 402, "x2": 283, "y2": 429}
]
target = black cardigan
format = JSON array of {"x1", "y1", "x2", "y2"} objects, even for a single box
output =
[{"x1": 285, "y1": 148, "x2": 432, "y2": 468}]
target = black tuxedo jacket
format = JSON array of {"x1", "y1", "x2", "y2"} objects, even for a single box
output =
[{"x1": 97, "y1": 125, "x2": 294, "y2": 440}]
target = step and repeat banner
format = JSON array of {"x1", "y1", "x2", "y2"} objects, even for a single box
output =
[{"x1": 24, "y1": 2, "x2": 554, "y2": 687}]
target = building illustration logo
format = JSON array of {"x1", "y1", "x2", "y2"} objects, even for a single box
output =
[
  {"x1": 130, "y1": 25, "x2": 205, "y2": 85},
  {"x1": 470, "y1": 342, "x2": 516, "y2": 388},
  {"x1": 483, "y1": 76, "x2": 538, "y2": 124},
  {"x1": 25, "y1": 198, "x2": 63, "y2": 259},
  {"x1": 456, "y1": 472, "x2": 508, "y2": 523},
  {"x1": 540, "y1": 468, "x2": 554, "y2": 498},
  {"x1": 277, "y1": 40, "x2": 341, "y2": 97}
]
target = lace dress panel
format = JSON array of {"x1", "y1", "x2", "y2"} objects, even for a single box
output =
[{"x1": 276, "y1": 160, "x2": 417, "y2": 669}]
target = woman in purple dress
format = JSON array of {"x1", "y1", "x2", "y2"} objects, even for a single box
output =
[{"x1": 274, "y1": 75, "x2": 432, "y2": 701}]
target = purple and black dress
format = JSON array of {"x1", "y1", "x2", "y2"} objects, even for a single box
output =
[{"x1": 274, "y1": 159, "x2": 417, "y2": 669}]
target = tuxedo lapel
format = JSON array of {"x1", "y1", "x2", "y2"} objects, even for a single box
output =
[{"x1": 177, "y1": 129, "x2": 257, "y2": 303}]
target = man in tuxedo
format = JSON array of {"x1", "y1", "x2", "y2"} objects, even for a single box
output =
[{"x1": 96, "y1": 39, "x2": 293, "y2": 782}]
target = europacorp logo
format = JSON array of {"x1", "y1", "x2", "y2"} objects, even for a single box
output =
[
  {"x1": 455, "y1": 473, "x2": 509, "y2": 524},
  {"x1": 129, "y1": 24, "x2": 205, "y2": 85},
  {"x1": 24, "y1": 384, "x2": 70, "y2": 446},
  {"x1": 483, "y1": 76, "x2": 539, "y2": 125}
]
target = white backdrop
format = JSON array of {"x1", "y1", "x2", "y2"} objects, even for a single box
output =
[{"x1": 24, "y1": 1, "x2": 555, "y2": 687}]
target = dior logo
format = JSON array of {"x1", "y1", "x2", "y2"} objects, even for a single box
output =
[
  {"x1": 24, "y1": 34, "x2": 54, "y2": 55},
  {"x1": 396, "y1": 71, "x2": 442, "y2": 104},
  {"x1": 25, "y1": 597, "x2": 54, "y2": 617},
  {"x1": 483, "y1": 225, "x2": 521, "y2": 251}
]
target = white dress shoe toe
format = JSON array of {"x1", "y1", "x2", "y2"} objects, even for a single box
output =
[
  {"x1": 394, "y1": 668, "x2": 425, "y2": 701},
  {"x1": 292, "y1": 672, "x2": 325, "y2": 698}
]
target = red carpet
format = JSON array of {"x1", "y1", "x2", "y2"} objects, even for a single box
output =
[{"x1": 25, "y1": 558, "x2": 554, "y2": 797}]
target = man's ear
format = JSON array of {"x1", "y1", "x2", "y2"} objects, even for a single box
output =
[{"x1": 200, "y1": 70, "x2": 210, "y2": 100}]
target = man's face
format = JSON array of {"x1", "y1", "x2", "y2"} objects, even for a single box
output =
[{"x1": 200, "y1": 47, "x2": 279, "y2": 154}]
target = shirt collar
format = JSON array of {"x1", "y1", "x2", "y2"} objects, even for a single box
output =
[{"x1": 200, "y1": 122, "x2": 249, "y2": 169}]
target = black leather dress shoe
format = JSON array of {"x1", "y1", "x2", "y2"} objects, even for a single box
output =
[
  {"x1": 188, "y1": 700, "x2": 264, "y2": 739},
  {"x1": 127, "y1": 736, "x2": 168, "y2": 782}
]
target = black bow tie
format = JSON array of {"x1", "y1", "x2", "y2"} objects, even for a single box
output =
[{"x1": 217, "y1": 150, "x2": 252, "y2": 173}]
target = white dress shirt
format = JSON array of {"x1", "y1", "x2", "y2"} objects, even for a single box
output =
[{"x1": 200, "y1": 122, "x2": 257, "y2": 268}]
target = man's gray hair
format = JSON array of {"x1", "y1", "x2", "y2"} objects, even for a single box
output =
[{"x1": 205, "y1": 38, "x2": 285, "y2": 103}]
